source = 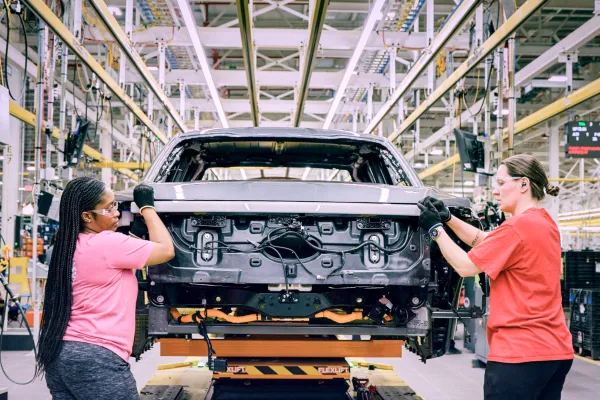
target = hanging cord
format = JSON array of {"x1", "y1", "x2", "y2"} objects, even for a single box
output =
[{"x1": 3, "y1": 0, "x2": 28, "y2": 101}]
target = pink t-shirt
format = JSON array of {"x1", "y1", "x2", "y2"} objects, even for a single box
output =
[{"x1": 63, "y1": 231, "x2": 153, "y2": 361}]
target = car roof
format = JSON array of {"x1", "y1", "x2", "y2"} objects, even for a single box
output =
[{"x1": 176, "y1": 127, "x2": 390, "y2": 144}]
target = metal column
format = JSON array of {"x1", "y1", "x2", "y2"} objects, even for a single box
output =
[
  {"x1": 496, "y1": 48, "x2": 504, "y2": 158},
  {"x1": 101, "y1": 128, "x2": 112, "y2": 186},
  {"x1": 426, "y1": 0, "x2": 435, "y2": 95},
  {"x1": 31, "y1": 17, "x2": 46, "y2": 342},
  {"x1": 367, "y1": 85, "x2": 373, "y2": 123},
  {"x1": 580, "y1": 159, "x2": 585, "y2": 197},
  {"x1": 179, "y1": 80, "x2": 186, "y2": 121},
  {"x1": 507, "y1": 34, "x2": 517, "y2": 157},
  {"x1": 1, "y1": 86, "x2": 22, "y2": 260},
  {"x1": 549, "y1": 123, "x2": 559, "y2": 222}
]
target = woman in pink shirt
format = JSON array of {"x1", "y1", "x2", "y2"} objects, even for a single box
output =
[{"x1": 35, "y1": 177, "x2": 175, "y2": 399}]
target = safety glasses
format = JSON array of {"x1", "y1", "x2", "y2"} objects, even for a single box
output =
[{"x1": 89, "y1": 201, "x2": 120, "y2": 216}]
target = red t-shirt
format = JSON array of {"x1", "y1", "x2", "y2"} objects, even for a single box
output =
[{"x1": 468, "y1": 208, "x2": 573, "y2": 363}]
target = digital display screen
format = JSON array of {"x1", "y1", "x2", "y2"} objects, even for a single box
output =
[{"x1": 565, "y1": 121, "x2": 600, "y2": 158}]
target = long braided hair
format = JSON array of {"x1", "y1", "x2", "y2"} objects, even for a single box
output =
[{"x1": 36, "y1": 177, "x2": 107, "y2": 376}]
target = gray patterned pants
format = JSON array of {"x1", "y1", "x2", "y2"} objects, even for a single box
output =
[{"x1": 45, "y1": 341, "x2": 139, "y2": 400}]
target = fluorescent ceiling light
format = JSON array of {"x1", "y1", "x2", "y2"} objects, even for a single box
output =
[
  {"x1": 323, "y1": 0, "x2": 385, "y2": 129},
  {"x1": 147, "y1": 66, "x2": 159, "y2": 71},
  {"x1": 430, "y1": 148, "x2": 443, "y2": 156},
  {"x1": 27, "y1": 166, "x2": 35, "y2": 171},
  {"x1": 108, "y1": 6, "x2": 122, "y2": 16},
  {"x1": 177, "y1": 0, "x2": 228, "y2": 128},
  {"x1": 548, "y1": 75, "x2": 567, "y2": 82},
  {"x1": 413, "y1": 163, "x2": 424, "y2": 169},
  {"x1": 464, "y1": 180, "x2": 474, "y2": 186}
]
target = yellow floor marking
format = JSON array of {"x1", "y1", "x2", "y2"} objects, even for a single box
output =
[{"x1": 574, "y1": 354, "x2": 600, "y2": 366}]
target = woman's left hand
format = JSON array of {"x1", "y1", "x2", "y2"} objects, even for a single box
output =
[{"x1": 417, "y1": 200, "x2": 442, "y2": 234}]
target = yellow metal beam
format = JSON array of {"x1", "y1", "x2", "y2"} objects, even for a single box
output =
[
  {"x1": 9, "y1": 102, "x2": 139, "y2": 181},
  {"x1": 559, "y1": 217, "x2": 600, "y2": 228},
  {"x1": 22, "y1": 0, "x2": 168, "y2": 144},
  {"x1": 91, "y1": 161, "x2": 150, "y2": 169},
  {"x1": 87, "y1": 0, "x2": 188, "y2": 134},
  {"x1": 418, "y1": 155, "x2": 460, "y2": 180},
  {"x1": 549, "y1": 178, "x2": 600, "y2": 182},
  {"x1": 293, "y1": 0, "x2": 329, "y2": 127},
  {"x1": 389, "y1": 0, "x2": 547, "y2": 143},
  {"x1": 419, "y1": 74, "x2": 600, "y2": 180},
  {"x1": 237, "y1": 0, "x2": 259, "y2": 127}
]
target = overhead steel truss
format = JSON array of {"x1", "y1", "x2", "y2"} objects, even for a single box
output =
[
  {"x1": 22, "y1": 0, "x2": 168, "y2": 144},
  {"x1": 418, "y1": 75, "x2": 600, "y2": 179},
  {"x1": 363, "y1": 0, "x2": 481, "y2": 134},
  {"x1": 87, "y1": 0, "x2": 188, "y2": 134},
  {"x1": 9, "y1": 102, "x2": 139, "y2": 181},
  {"x1": 387, "y1": 0, "x2": 548, "y2": 143},
  {"x1": 405, "y1": 13, "x2": 600, "y2": 162}
]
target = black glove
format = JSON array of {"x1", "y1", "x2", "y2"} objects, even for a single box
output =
[
  {"x1": 417, "y1": 200, "x2": 443, "y2": 234},
  {"x1": 129, "y1": 218, "x2": 148, "y2": 239},
  {"x1": 133, "y1": 184, "x2": 155, "y2": 212},
  {"x1": 420, "y1": 196, "x2": 451, "y2": 223}
]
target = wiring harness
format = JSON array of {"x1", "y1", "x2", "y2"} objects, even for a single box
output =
[{"x1": 190, "y1": 222, "x2": 415, "y2": 294}]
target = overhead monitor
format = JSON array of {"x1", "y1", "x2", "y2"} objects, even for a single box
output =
[
  {"x1": 565, "y1": 121, "x2": 600, "y2": 158},
  {"x1": 64, "y1": 118, "x2": 90, "y2": 167},
  {"x1": 37, "y1": 191, "x2": 60, "y2": 221},
  {"x1": 453, "y1": 129, "x2": 484, "y2": 173}
]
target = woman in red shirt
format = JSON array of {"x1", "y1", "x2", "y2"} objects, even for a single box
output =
[{"x1": 419, "y1": 154, "x2": 573, "y2": 400}]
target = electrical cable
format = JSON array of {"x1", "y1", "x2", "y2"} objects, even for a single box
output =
[
  {"x1": 72, "y1": 60, "x2": 81, "y2": 120},
  {"x1": 448, "y1": 301, "x2": 472, "y2": 344},
  {"x1": 3, "y1": 1, "x2": 28, "y2": 101},
  {"x1": 193, "y1": 225, "x2": 414, "y2": 285},
  {"x1": 0, "y1": 233, "x2": 37, "y2": 385}
]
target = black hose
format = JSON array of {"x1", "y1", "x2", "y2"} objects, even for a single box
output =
[{"x1": 3, "y1": 7, "x2": 28, "y2": 101}]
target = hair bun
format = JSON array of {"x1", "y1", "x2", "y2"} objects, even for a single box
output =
[{"x1": 546, "y1": 183, "x2": 560, "y2": 197}]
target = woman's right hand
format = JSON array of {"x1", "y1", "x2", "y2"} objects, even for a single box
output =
[
  {"x1": 132, "y1": 184, "x2": 175, "y2": 265},
  {"x1": 133, "y1": 184, "x2": 155, "y2": 212},
  {"x1": 421, "y1": 196, "x2": 451, "y2": 223}
]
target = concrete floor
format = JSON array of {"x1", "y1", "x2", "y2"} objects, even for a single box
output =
[{"x1": 1, "y1": 331, "x2": 600, "y2": 399}]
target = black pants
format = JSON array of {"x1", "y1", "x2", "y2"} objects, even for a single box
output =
[{"x1": 484, "y1": 359, "x2": 573, "y2": 400}]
